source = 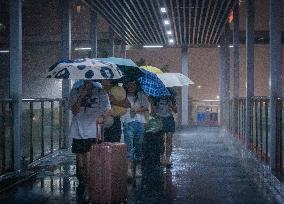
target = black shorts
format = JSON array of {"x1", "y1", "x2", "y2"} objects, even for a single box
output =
[
  {"x1": 104, "y1": 117, "x2": 122, "y2": 143},
  {"x1": 71, "y1": 138, "x2": 97, "y2": 154},
  {"x1": 161, "y1": 116, "x2": 175, "y2": 133}
]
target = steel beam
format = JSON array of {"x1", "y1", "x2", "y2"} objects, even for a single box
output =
[
  {"x1": 108, "y1": 27, "x2": 114, "y2": 57},
  {"x1": 90, "y1": 11, "x2": 97, "y2": 58},
  {"x1": 9, "y1": 0, "x2": 22, "y2": 171},
  {"x1": 181, "y1": 46, "x2": 189, "y2": 126},
  {"x1": 60, "y1": 0, "x2": 71, "y2": 149},
  {"x1": 269, "y1": 0, "x2": 282, "y2": 170},
  {"x1": 233, "y1": 3, "x2": 240, "y2": 135},
  {"x1": 245, "y1": 0, "x2": 254, "y2": 148},
  {"x1": 219, "y1": 25, "x2": 230, "y2": 127}
]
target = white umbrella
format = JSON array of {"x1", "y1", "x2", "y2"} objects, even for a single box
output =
[
  {"x1": 157, "y1": 73, "x2": 194, "y2": 87},
  {"x1": 47, "y1": 58, "x2": 123, "y2": 80}
]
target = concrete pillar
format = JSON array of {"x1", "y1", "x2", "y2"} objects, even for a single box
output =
[
  {"x1": 109, "y1": 27, "x2": 115, "y2": 57},
  {"x1": 120, "y1": 43, "x2": 126, "y2": 58},
  {"x1": 269, "y1": 0, "x2": 282, "y2": 170},
  {"x1": 181, "y1": 46, "x2": 189, "y2": 126},
  {"x1": 233, "y1": 3, "x2": 240, "y2": 134},
  {"x1": 9, "y1": 0, "x2": 22, "y2": 170},
  {"x1": 245, "y1": 0, "x2": 254, "y2": 148},
  {"x1": 219, "y1": 26, "x2": 230, "y2": 127},
  {"x1": 90, "y1": 12, "x2": 97, "y2": 58},
  {"x1": 60, "y1": 0, "x2": 71, "y2": 149}
]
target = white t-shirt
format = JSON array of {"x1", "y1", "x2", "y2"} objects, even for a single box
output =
[
  {"x1": 69, "y1": 87, "x2": 111, "y2": 139},
  {"x1": 121, "y1": 92, "x2": 149, "y2": 124}
]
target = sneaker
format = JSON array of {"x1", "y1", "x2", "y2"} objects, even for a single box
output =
[
  {"x1": 127, "y1": 167, "x2": 133, "y2": 179},
  {"x1": 83, "y1": 187, "x2": 90, "y2": 202},
  {"x1": 166, "y1": 163, "x2": 173, "y2": 168},
  {"x1": 136, "y1": 166, "x2": 142, "y2": 177}
]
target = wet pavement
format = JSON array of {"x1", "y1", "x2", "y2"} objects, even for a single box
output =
[{"x1": 0, "y1": 127, "x2": 279, "y2": 203}]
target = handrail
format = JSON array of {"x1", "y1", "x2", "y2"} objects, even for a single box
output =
[{"x1": 0, "y1": 98, "x2": 65, "y2": 175}]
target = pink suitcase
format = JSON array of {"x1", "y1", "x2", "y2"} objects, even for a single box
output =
[{"x1": 89, "y1": 125, "x2": 128, "y2": 203}]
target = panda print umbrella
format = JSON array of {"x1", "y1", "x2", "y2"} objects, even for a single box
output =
[{"x1": 47, "y1": 58, "x2": 123, "y2": 80}]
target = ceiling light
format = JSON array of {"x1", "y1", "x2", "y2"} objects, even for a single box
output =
[
  {"x1": 166, "y1": 30, "x2": 172, "y2": 35},
  {"x1": 143, "y1": 45, "x2": 163, "y2": 48},
  {"x1": 0, "y1": 50, "x2": 9, "y2": 53},
  {"x1": 160, "y1": 8, "x2": 167, "y2": 13},
  {"x1": 74, "y1": 47, "x2": 91, "y2": 51},
  {"x1": 164, "y1": 20, "x2": 170, "y2": 25},
  {"x1": 217, "y1": 45, "x2": 220, "y2": 48},
  {"x1": 169, "y1": 39, "x2": 174, "y2": 44},
  {"x1": 229, "y1": 45, "x2": 234, "y2": 48}
]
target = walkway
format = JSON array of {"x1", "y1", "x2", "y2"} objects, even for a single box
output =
[{"x1": 0, "y1": 127, "x2": 278, "y2": 203}]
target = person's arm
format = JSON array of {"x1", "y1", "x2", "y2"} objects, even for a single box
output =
[
  {"x1": 169, "y1": 99, "x2": 178, "y2": 114},
  {"x1": 131, "y1": 92, "x2": 149, "y2": 113},
  {"x1": 96, "y1": 90, "x2": 113, "y2": 124},
  {"x1": 69, "y1": 88, "x2": 81, "y2": 115}
]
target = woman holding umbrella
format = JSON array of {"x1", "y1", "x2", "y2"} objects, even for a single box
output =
[
  {"x1": 69, "y1": 80, "x2": 112, "y2": 200},
  {"x1": 122, "y1": 80, "x2": 150, "y2": 178}
]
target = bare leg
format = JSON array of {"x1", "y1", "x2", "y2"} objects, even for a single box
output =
[{"x1": 165, "y1": 133, "x2": 173, "y2": 166}]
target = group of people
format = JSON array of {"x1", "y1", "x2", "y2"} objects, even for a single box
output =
[{"x1": 68, "y1": 78, "x2": 177, "y2": 197}]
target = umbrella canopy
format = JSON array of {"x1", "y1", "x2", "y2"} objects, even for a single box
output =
[
  {"x1": 47, "y1": 58, "x2": 123, "y2": 80},
  {"x1": 138, "y1": 69, "x2": 170, "y2": 97},
  {"x1": 157, "y1": 73, "x2": 194, "y2": 87},
  {"x1": 140, "y1": 65, "x2": 163, "y2": 74},
  {"x1": 96, "y1": 57, "x2": 144, "y2": 79}
]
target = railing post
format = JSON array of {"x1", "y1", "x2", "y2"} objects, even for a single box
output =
[
  {"x1": 259, "y1": 99, "x2": 263, "y2": 160},
  {"x1": 265, "y1": 100, "x2": 269, "y2": 163},
  {"x1": 29, "y1": 102, "x2": 34, "y2": 163},
  {"x1": 59, "y1": 100, "x2": 63, "y2": 149},
  {"x1": 50, "y1": 101, "x2": 54, "y2": 153},
  {"x1": 41, "y1": 101, "x2": 45, "y2": 156},
  {"x1": 1, "y1": 103, "x2": 6, "y2": 173}
]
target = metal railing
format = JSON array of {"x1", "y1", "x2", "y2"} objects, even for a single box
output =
[
  {"x1": 0, "y1": 99, "x2": 15, "y2": 174},
  {"x1": 226, "y1": 97, "x2": 282, "y2": 172},
  {"x1": 0, "y1": 98, "x2": 64, "y2": 175},
  {"x1": 22, "y1": 98, "x2": 64, "y2": 166}
]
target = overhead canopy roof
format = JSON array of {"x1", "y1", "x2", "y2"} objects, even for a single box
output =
[{"x1": 83, "y1": 0, "x2": 237, "y2": 46}]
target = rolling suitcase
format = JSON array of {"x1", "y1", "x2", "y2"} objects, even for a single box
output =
[{"x1": 89, "y1": 125, "x2": 128, "y2": 204}]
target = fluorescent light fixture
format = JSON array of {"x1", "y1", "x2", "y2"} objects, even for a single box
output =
[
  {"x1": 75, "y1": 47, "x2": 91, "y2": 51},
  {"x1": 229, "y1": 45, "x2": 234, "y2": 48},
  {"x1": 166, "y1": 30, "x2": 172, "y2": 35},
  {"x1": 160, "y1": 7, "x2": 167, "y2": 13},
  {"x1": 169, "y1": 39, "x2": 174, "y2": 44},
  {"x1": 164, "y1": 20, "x2": 170, "y2": 25},
  {"x1": 0, "y1": 50, "x2": 9, "y2": 53},
  {"x1": 143, "y1": 45, "x2": 163, "y2": 48}
]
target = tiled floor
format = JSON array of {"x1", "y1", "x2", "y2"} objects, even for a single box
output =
[{"x1": 0, "y1": 127, "x2": 278, "y2": 203}]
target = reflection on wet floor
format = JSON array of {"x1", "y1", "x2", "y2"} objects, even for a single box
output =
[{"x1": 0, "y1": 127, "x2": 278, "y2": 204}]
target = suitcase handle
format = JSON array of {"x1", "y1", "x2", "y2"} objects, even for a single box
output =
[{"x1": 96, "y1": 123, "x2": 104, "y2": 144}]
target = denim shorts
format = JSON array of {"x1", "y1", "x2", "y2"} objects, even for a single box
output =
[{"x1": 161, "y1": 116, "x2": 175, "y2": 133}]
